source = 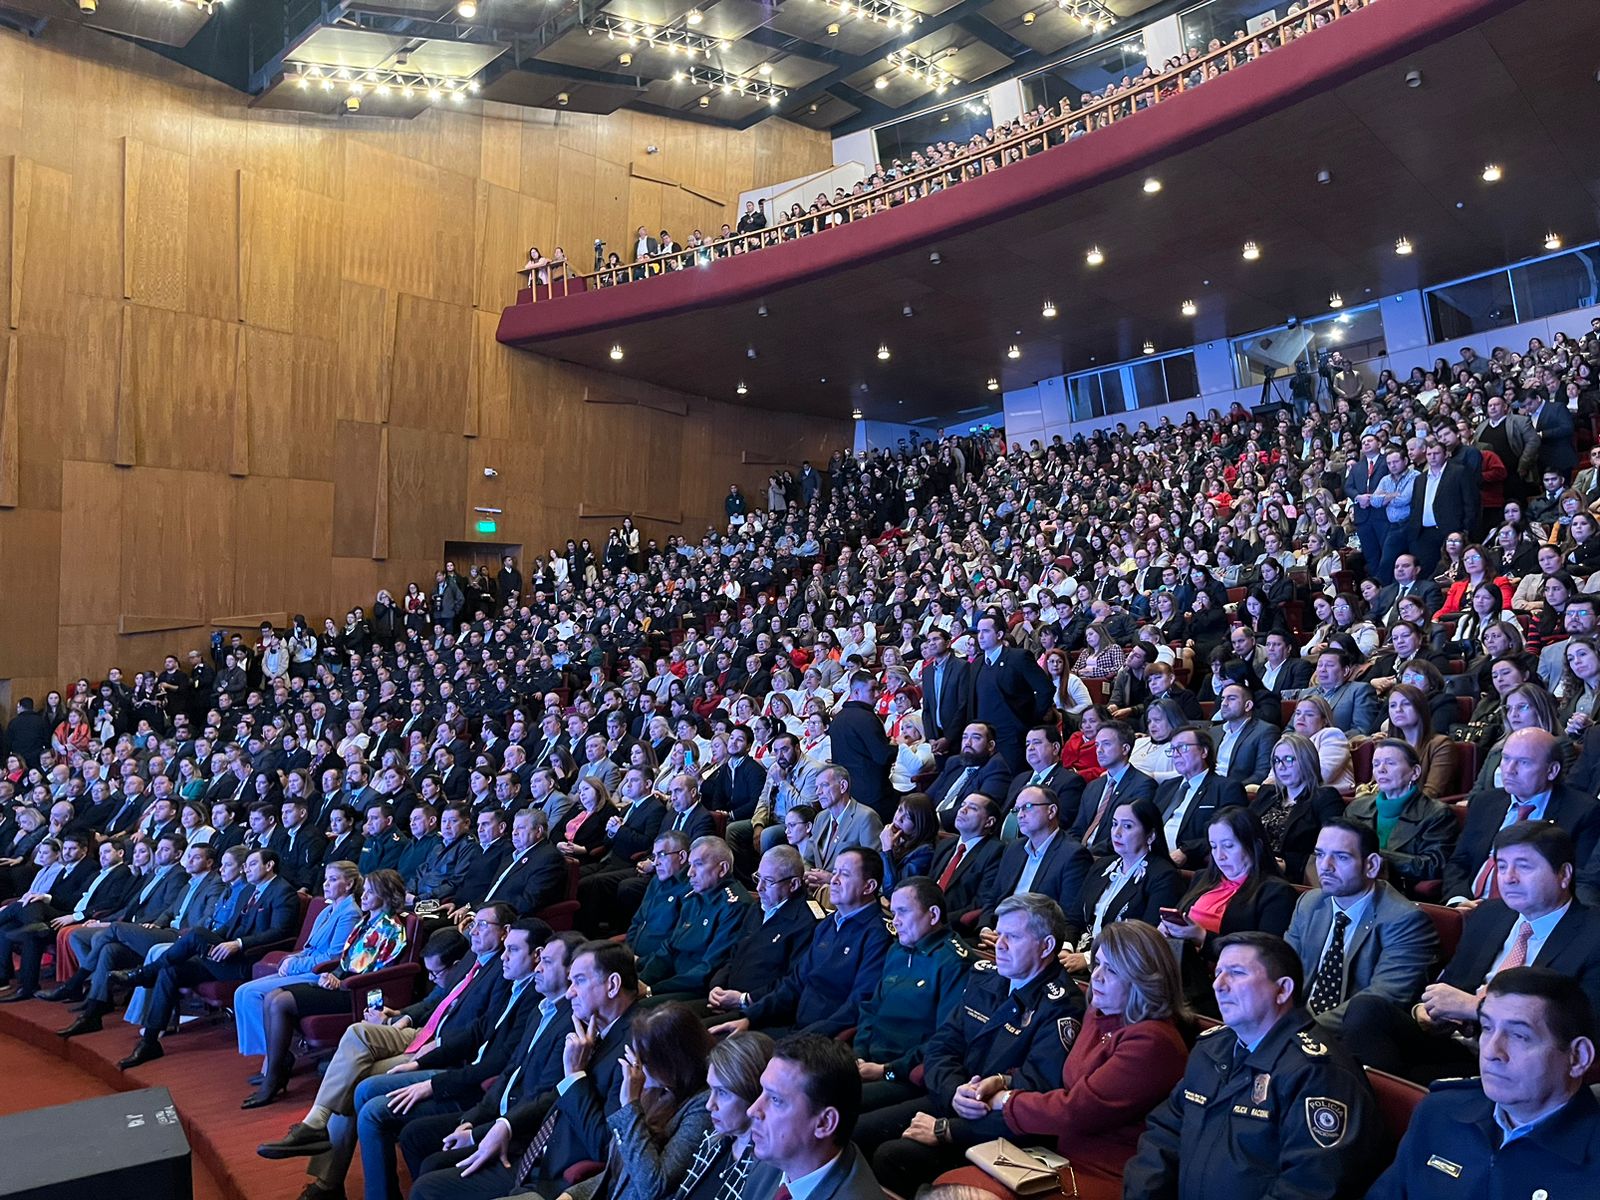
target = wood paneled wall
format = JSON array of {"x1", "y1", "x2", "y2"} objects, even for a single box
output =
[{"x1": 0, "y1": 26, "x2": 843, "y2": 701}]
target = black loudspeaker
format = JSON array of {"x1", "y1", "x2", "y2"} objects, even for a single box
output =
[{"x1": 0, "y1": 1086, "x2": 191, "y2": 1200}]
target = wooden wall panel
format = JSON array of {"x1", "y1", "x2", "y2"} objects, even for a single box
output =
[{"x1": 2, "y1": 23, "x2": 837, "y2": 688}]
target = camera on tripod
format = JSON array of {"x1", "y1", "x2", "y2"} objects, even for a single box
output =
[{"x1": 593, "y1": 239, "x2": 606, "y2": 271}]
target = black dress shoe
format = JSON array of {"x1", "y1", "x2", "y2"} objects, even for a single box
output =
[
  {"x1": 0, "y1": 988, "x2": 35, "y2": 1003},
  {"x1": 257, "y1": 1123, "x2": 333, "y2": 1159},
  {"x1": 118, "y1": 1038, "x2": 164, "y2": 1070},
  {"x1": 38, "y1": 981, "x2": 86, "y2": 1003},
  {"x1": 240, "y1": 1079, "x2": 288, "y2": 1109},
  {"x1": 57, "y1": 1012, "x2": 103, "y2": 1038},
  {"x1": 294, "y1": 1183, "x2": 344, "y2": 1200},
  {"x1": 109, "y1": 967, "x2": 154, "y2": 989}
]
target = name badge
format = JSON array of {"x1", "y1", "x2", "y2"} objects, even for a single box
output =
[{"x1": 1425, "y1": 1156, "x2": 1462, "y2": 1179}]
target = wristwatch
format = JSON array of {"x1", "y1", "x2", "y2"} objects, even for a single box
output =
[{"x1": 933, "y1": 1117, "x2": 950, "y2": 1142}]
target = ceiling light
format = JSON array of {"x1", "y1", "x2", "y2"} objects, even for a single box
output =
[
  {"x1": 78, "y1": 0, "x2": 97, "y2": 11},
  {"x1": 1142, "y1": 177, "x2": 1162, "y2": 194},
  {"x1": 1545, "y1": 232, "x2": 1563, "y2": 251},
  {"x1": 1085, "y1": 246, "x2": 1104, "y2": 266},
  {"x1": 736, "y1": 381, "x2": 747, "y2": 395},
  {"x1": 877, "y1": 343, "x2": 891, "y2": 360},
  {"x1": 556, "y1": 92, "x2": 569, "y2": 105},
  {"x1": 698, "y1": 95, "x2": 710, "y2": 107},
  {"x1": 1041, "y1": 300, "x2": 1056, "y2": 319},
  {"x1": 456, "y1": 0, "x2": 476, "y2": 17},
  {"x1": 1181, "y1": 299, "x2": 1197, "y2": 316},
  {"x1": 687, "y1": 7, "x2": 703, "y2": 23},
  {"x1": 1329, "y1": 292, "x2": 1343, "y2": 309},
  {"x1": 851, "y1": 407, "x2": 864, "y2": 420},
  {"x1": 1007, "y1": 344, "x2": 1021, "y2": 359},
  {"x1": 1481, "y1": 163, "x2": 1502, "y2": 182},
  {"x1": 1395, "y1": 236, "x2": 1413, "y2": 255},
  {"x1": 827, "y1": 22, "x2": 840, "y2": 35},
  {"x1": 1140, "y1": 340, "x2": 1154, "y2": 355},
  {"x1": 427, "y1": 87, "x2": 442, "y2": 101},
  {"x1": 986, "y1": 377, "x2": 1000, "y2": 391},
  {"x1": 344, "y1": 94, "x2": 361, "y2": 113},
  {"x1": 875, "y1": 76, "x2": 889, "y2": 90},
  {"x1": 619, "y1": 52, "x2": 632, "y2": 66},
  {"x1": 1022, "y1": 10, "x2": 1035, "y2": 23},
  {"x1": 609, "y1": 344, "x2": 624, "y2": 361},
  {"x1": 1242, "y1": 240, "x2": 1260, "y2": 260},
  {"x1": 757, "y1": 303, "x2": 768, "y2": 317},
  {"x1": 758, "y1": 63, "x2": 772, "y2": 76}
]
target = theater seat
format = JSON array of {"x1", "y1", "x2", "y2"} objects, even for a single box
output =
[
  {"x1": 1365, "y1": 1068, "x2": 1427, "y2": 1152},
  {"x1": 1351, "y1": 741, "x2": 1375, "y2": 786},
  {"x1": 299, "y1": 912, "x2": 426, "y2": 1055},
  {"x1": 563, "y1": 1162, "x2": 603, "y2": 1185},
  {"x1": 1418, "y1": 903, "x2": 1463, "y2": 965},
  {"x1": 189, "y1": 892, "x2": 314, "y2": 1018},
  {"x1": 535, "y1": 859, "x2": 582, "y2": 932}
]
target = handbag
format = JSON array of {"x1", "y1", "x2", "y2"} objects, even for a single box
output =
[{"x1": 964, "y1": 1138, "x2": 1077, "y2": 1197}]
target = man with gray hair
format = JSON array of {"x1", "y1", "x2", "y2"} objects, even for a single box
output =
[
  {"x1": 638, "y1": 836, "x2": 754, "y2": 999},
  {"x1": 852, "y1": 892, "x2": 1086, "y2": 1190}
]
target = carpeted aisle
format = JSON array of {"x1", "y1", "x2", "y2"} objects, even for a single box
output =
[{"x1": 0, "y1": 998, "x2": 375, "y2": 1200}]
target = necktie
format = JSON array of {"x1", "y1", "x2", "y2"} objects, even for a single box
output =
[
  {"x1": 1308, "y1": 911, "x2": 1350, "y2": 1015},
  {"x1": 515, "y1": 1106, "x2": 562, "y2": 1184},
  {"x1": 1084, "y1": 775, "x2": 1118, "y2": 844},
  {"x1": 1496, "y1": 920, "x2": 1535, "y2": 974},
  {"x1": 405, "y1": 957, "x2": 481, "y2": 1053},
  {"x1": 774, "y1": 1186, "x2": 793, "y2": 1200},
  {"x1": 1472, "y1": 803, "x2": 1536, "y2": 899},
  {"x1": 942, "y1": 766, "x2": 977, "y2": 810},
  {"x1": 485, "y1": 852, "x2": 527, "y2": 903},
  {"x1": 937, "y1": 840, "x2": 968, "y2": 890}
]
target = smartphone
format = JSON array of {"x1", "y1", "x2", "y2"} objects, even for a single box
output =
[
  {"x1": 366, "y1": 988, "x2": 384, "y2": 1010},
  {"x1": 1158, "y1": 907, "x2": 1182, "y2": 925}
]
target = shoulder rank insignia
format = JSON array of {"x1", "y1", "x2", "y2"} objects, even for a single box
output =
[
  {"x1": 1198, "y1": 1023, "x2": 1228, "y2": 1038},
  {"x1": 1297, "y1": 1031, "x2": 1329, "y2": 1057},
  {"x1": 950, "y1": 937, "x2": 970, "y2": 958},
  {"x1": 974, "y1": 958, "x2": 997, "y2": 972},
  {"x1": 1045, "y1": 981, "x2": 1069, "y2": 1001}
]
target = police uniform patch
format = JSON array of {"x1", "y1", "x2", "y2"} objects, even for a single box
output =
[
  {"x1": 1297, "y1": 1031, "x2": 1329, "y2": 1057},
  {"x1": 1305, "y1": 1097, "x2": 1347, "y2": 1148},
  {"x1": 1425, "y1": 1156, "x2": 1462, "y2": 1179},
  {"x1": 1045, "y1": 981, "x2": 1069, "y2": 1001},
  {"x1": 1198, "y1": 1023, "x2": 1228, "y2": 1038},
  {"x1": 1251, "y1": 1073, "x2": 1271, "y2": 1105},
  {"x1": 1057, "y1": 1016, "x2": 1080, "y2": 1051},
  {"x1": 974, "y1": 959, "x2": 997, "y2": 972}
]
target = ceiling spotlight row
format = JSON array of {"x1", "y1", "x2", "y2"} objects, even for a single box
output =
[
  {"x1": 288, "y1": 63, "x2": 479, "y2": 103},
  {"x1": 821, "y1": 0, "x2": 922, "y2": 33},
  {"x1": 671, "y1": 65, "x2": 788, "y2": 104},
  {"x1": 587, "y1": 15, "x2": 733, "y2": 58}
]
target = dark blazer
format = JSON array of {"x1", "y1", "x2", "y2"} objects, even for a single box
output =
[
  {"x1": 1346, "y1": 788, "x2": 1458, "y2": 895},
  {"x1": 482, "y1": 838, "x2": 568, "y2": 913},
  {"x1": 1004, "y1": 764, "x2": 1087, "y2": 829},
  {"x1": 1531, "y1": 399, "x2": 1578, "y2": 474},
  {"x1": 599, "y1": 797, "x2": 666, "y2": 867},
  {"x1": 1444, "y1": 899, "x2": 1600, "y2": 1014},
  {"x1": 1258, "y1": 655, "x2": 1314, "y2": 705},
  {"x1": 1285, "y1": 881, "x2": 1437, "y2": 1036},
  {"x1": 455, "y1": 836, "x2": 516, "y2": 905},
  {"x1": 321, "y1": 830, "x2": 365, "y2": 868},
  {"x1": 1065, "y1": 853, "x2": 1185, "y2": 949},
  {"x1": 419, "y1": 979, "x2": 541, "y2": 1103},
  {"x1": 926, "y1": 834, "x2": 1005, "y2": 915},
  {"x1": 277, "y1": 825, "x2": 328, "y2": 891},
  {"x1": 1373, "y1": 579, "x2": 1444, "y2": 624},
  {"x1": 927, "y1": 753, "x2": 1013, "y2": 829},
  {"x1": 702, "y1": 757, "x2": 766, "y2": 822},
  {"x1": 228, "y1": 873, "x2": 301, "y2": 953},
  {"x1": 1408, "y1": 463, "x2": 1477, "y2": 541},
  {"x1": 827, "y1": 700, "x2": 894, "y2": 814},
  {"x1": 708, "y1": 892, "x2": 816, "y2": 999},
  {"x1": 463, "y1": 997, "x2": 573, "y2": 1128},
  {"x1": 109, "y1": 864, "x2": 189, "y2": 924},
  {"x1": 979, "y1": 829, "x2": 1094, "y2": 928},
  {"x1": 560, "y1": 803, "x2": 620, "y2": 860},
  {"x1": 1155, "y1": 771, "x2": 1250, "y2": 866},
  {"x1": 1209, "y1": 719, "x2": 1277, "y2": 787},
  {"x1": 920, "y1": 655, "x2": 972, "y2": 748},
  {"x1": 1443, "y1": 784, "x2": 1600, "y2": 901},
  {"x1": 1249, "y1": 784, "x2": 1346, "y2": 882},
  {"x1": 1071, "y1": 766, "x2": 1160, "y2": 857},
  {"x1": 970, "y1": 647, "x2": 1054, "y2": 750},
  {"x1": 62, "y1": 863, "x2": 138, "y2": 919},
  {"x1": 506, "y1": 1001, "x2": 640, "y2": 1172},
  {"x1": 1181, "y1": 875, "x2": 1299, "y2": 1005},
  {"x1": 744, "y1": 1144, "x2": 883, "y2": 1200},
  {"x1": 660, "y1": 802, "x2": 716, "y2": 843}
]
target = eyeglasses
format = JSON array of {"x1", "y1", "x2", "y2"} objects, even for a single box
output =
[
  {"x1": 1013, "y1": 802, "x2": 1053, "y2": 814},
  {"x1": 470, "y1": 919, "x2": 504, "y2": 931},
  {"x1": 1270, "y1": 755, "x2": 1298, "y2": 767},
  {"x1": 754, "y1": 875, "x2": 800, "y2": 888},
  {"x1": 1170, "y1": 741, "x2": 1203, "y2": 753}
]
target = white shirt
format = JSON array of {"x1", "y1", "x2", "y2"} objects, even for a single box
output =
[
  {"x1": 1162, "y1": 772, "x2": 1210, "y2": 847},
  {"x1": 1486, "y1": 901, "x2": 1569, "y2": 985}
]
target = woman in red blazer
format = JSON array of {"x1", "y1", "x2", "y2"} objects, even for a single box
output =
[{"x1": 932, "y1": 920, "x2": 1191, "y2": 1200}]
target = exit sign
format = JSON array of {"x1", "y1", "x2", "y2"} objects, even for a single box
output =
[{"x1": 475, "y1": 518, "x2": 498, "y2": 535}]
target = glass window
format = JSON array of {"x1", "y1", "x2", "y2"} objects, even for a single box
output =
[
  {"x1": 1179, "y1": 0, "x2": 1285, "y2": 52},
  {"x1": 1130, "y1": 358, "x2": 1167, "y2": 409},
  {"x1": 1163, "y1": 352, "x2": 1200, "y2": 403},
  {"x1": 1068, "y1": 373, "x2": 1103, "y2": 421},
  {"x1": 1233, "y1": 305, "x2": 1384, "y2": 388},
  {"x1": 1100, "y1": 369, "x2": 1128, "y2": 416},
  {"x1": 1021, "y1": 35, "x2": 1148, "y2": 114},
  {"x1": 1426, "y1": 271, "x2": 1516, "y2": 342},
  {"x1": 873, "y1": 96, "x2": 994, "y2": 168},
  {"x1": 1510, "y1": 246, "x2": 1600, "y2": 324}
]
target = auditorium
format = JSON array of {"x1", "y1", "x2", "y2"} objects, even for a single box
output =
[{"x1": 0, "y1": 0, "x2": 1598, "y2": 1197}]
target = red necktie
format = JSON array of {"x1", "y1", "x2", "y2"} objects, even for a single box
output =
[
  {"x1": 1472, "y1": 803, "x2": 1536, "y2": 899},
  {"x1": 405, "y1": 957, "x2": 480, "y2": 1053},
  {"x1": 937, "y1": 841, "x2": 967, "y2": 890},
  {"x1": 1495, "y1": 920, "x2": 1534, "y2": 975},
  {"x1": 774, "y1": 1186, "x2": 792, "y2": 1200}
]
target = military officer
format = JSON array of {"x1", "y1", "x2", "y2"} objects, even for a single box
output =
[
  {"x1": 858, "y1": 892, "x2": 1086, "y2": 1189},
  {"x1": 1123, "y1": 931, "x2": 1382, "y2": 1200},
  {"x1": 356, "y1": 801, "x2": 408, "y2": 876},
  {"x1": 621, "y1": 830, "x2": 691, "y2": 960},
  {"x1": 1368, "y1": 966, "x2": 1600, "y2": 1199},
  {"x1": 710, "y1": 845, "x2": 892, "y2": 1039},
  {"x1": 638, "y1": 836, "x2": 754, "y2": 998},
  {"x1": 854, "y1": 876, "x2": 973, "y2": 1109}
]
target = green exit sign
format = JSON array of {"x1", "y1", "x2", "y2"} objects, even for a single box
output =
[{"x1": 475, "y1": 518, "x2": 498, "y2": 535}]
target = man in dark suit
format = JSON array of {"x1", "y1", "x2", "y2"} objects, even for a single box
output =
[
  {"x1": 918, "y1": 628, "x2": 971, "y2": 760},
  {"x1": 702, "y1": 724, "x2": 766, "y2": 822},
  {"x1": 1371, "y1": 555, "x2": 1444, "y2": 625},
  {"x1": 926, "y1": 722, "x2": 1013, "y2": 832},
  {"x1": 1342, "y1": 822, "x2": 1600, "y2": 1081},
  {"x1": 744, "y1": 1037, "x2": 884, "y2": 1200},
  {"x1": 1345, "y1": 433, "x2": 1389, "y2": 573},
  {"x1": 1285, "y1": 819, "x2": 1438, "y2": 1038},
  {"x1": 1004, "y1": 724, "x2": 1085, "y2": 829},
  {"x1": 1211, "y1": 684, "x2": 1278, "y2": 787},
  {"x1": 970, "y1": 613, "x2": 1054, "y2": 776},
  {"x1": 1257, "y1": 632, "x2": 1313, "y2": 714},
  {"x1": 0, "y1": 836, "x2": 136, "y2": 1001},
  {"x1": 478, "y1": 809, "x2": 567, "y2": 915},
  {"x1": 828, "y1": 672, "x2": 895, "y2": 819},
  {"x1": 1071, "y1": 720, "x2": 1159, "y2": 857},
  {"x1": 1528, "y1": 388, "x2": 1577, "y2": 478},
  {"x1": 1443, "y1": 727, "x2": 1600, "y2": 904},
  {"x1": 1408, "y1": 440, "x2": 1478, "y2": 575},
  {"x1": 116, "y1": 846, "x2": 301, "y2": 1068},
  {"x1": 974, "y1": 785, "x2": 1092, "y2": 936},
  {"x1": 1155, "y1": 724, "x2": 1249, "y2": 869},
  {"x1": 277, "y1": 797, "x2": 328, "y2": 891},
  {"x1": 927, "y1": 794, "x2": 1005, "y2": 919}
]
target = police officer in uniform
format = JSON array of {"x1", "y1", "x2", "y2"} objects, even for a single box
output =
[
  {"x1": 1368, "y1": 966, "x2": 1600, "y2": 1199},
  {"x1": 853, "y1": 876, "x2": 973, "y2": 1110},
  {"x1": 702, "y1": 845, "x2": 816, "y2": 1019},
  {"x1": 710, "y1": 845, "x2": 892, "y2": 1039},
  {"x1": 638, "y1": 836, "x2": 754, "y2": 999},
  {"x1": 1123, "y1": 931, "x2": 1381, "y2": 1200},
  {"x1": 857, "y1": 893, "x2": 1086, "y2": 1190},
  {"x1": 621, "y1": 830, "x2": 691, "y2": 960}
]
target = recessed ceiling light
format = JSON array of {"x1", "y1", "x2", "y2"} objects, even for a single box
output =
[
  {"x1": 875, "y1": 76, "x2": 890, "y2": 90},
  {"x1": 1242, "y1": 241, "x2": 1260, "y2": 261},
  {"x1": 1006, "y1": 344, "x2": 1021, "y2": 359},
  {"x1": 619, "y1": 52, "x2": 632, "y2": 66},
  {"x1": 1481, "y1": 163, "x2": 1502, "y2": 182},
  {"x1": 687, "y1": 7, "x2": 703, "y2": 23},
  {"x1": 1181, "y1": 299, "x2": 1197, "y2": 316},
  {"x1": 1395, "y1": 237, "x2": 1413, "y2": 255},
  {"x1": 851, "y1": 407, "x2": 863, "y2": 420},
  {"x1": 1085, "y1": 246, "x2": 1104, "y2": 266},
  {"x1": 758, "y1": 63, "x2": 772, "y2": 76},
  {"x1": 877, "y1": 343, "x2": 891, "y2": 360},
  {"x1": 1142, "y1": 177, "x2": 1162, "y2": 194},
  {"x1": 986, "y1": 377, "x2": 999, "y2": 391},
  {"x1": 1329, "y1": 292, "x2": 1343, "y2": 309},
  {"x1": 609, "y1": 344, "x2": 623, "y2": 360},
  {"x1": 1142, "y1": 340, "x2": 1155, "y2": 355},
  {"x1": 1545, "y1": 232, "x2": 1563, "y2": 250},
  {"x1": 1041, "y1": 300, "x2": 1057, "y2": 318},
  {"x1": 735, "y1": 381, "x2": 747, "y2": 395},
  {"x1": 456, "y1": 0, "x2": 476, "y2": 17}
]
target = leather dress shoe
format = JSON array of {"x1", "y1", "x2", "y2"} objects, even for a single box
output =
[
  {"x1": 57, "y1": 1012, "x2": 103, "y2": 1038},
  {"x1": 257, "y1": 1123, "x2": 333, "y2": 1159},
  {"x1": 38, "y1": 981, "x2": 86, "y2": 1003},
  {"x1": 118, "y1": 1038, "x2": 164, "y2": 1070},
  {"x1": 109, "y1": 966, "x2": 154, "y2": 989}
]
